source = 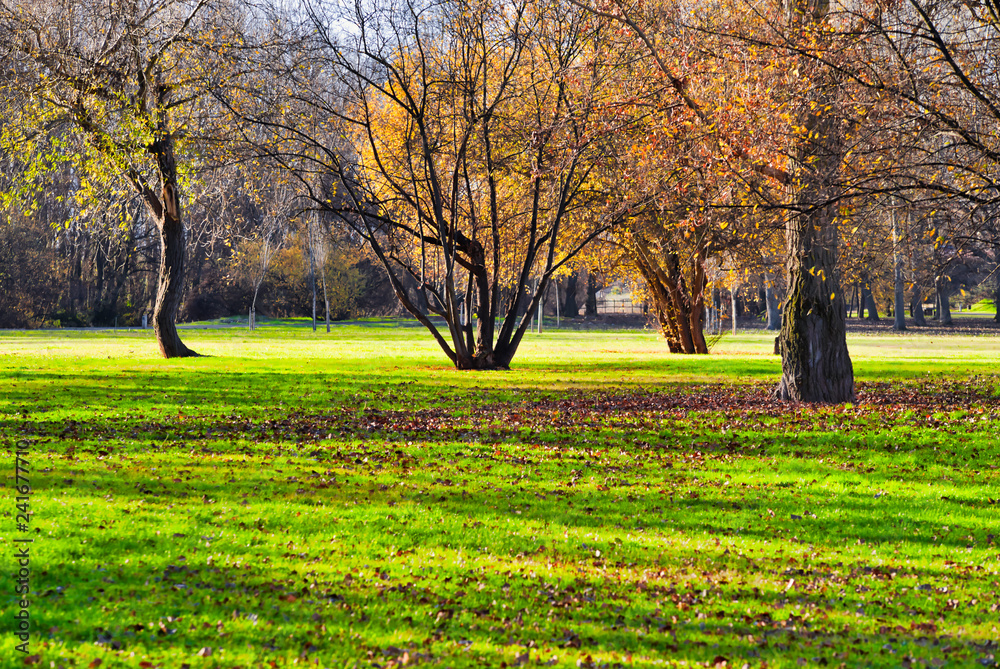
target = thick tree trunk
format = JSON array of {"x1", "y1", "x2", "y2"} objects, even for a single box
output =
[
  {"x1": 776, "y1": 68, "x2": 853, "y2": 402},
  {"x1": 866, "y1": 292, "x2": 879, "y2": 322},
  {"x1": 776, "y1": 209, "x2": 854, "y2": 403},
  {"x1": 153, "y1": 188, "x2": 197, "y2": 358}
]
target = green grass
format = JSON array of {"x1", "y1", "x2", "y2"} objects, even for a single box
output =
[{"x1": 1, "y1": 323, "x2": 999, "y2": 668}]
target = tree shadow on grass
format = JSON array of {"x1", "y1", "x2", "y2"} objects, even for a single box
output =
[
  {"x1": 15, "y1": 440, "x2": 999, "y2": 667},
  {"x1": 7, "y1": 373, "x2": 1000, "y2": 664},
  {"x1": 29, "y1": 454, "x2": 996, "y2": 565},
  {"x1": 30, "y1": 501, "x2": 999, "y2": 668}
]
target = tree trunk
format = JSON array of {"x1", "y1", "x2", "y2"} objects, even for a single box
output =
[
  {"x1": 994, "y1": 269, "x2": 1000, "y2": 323},
  {"x1": 144, "y1": 84, "x2": 196, "y2": 358},
  {"x1": 308, "y1": 233, "x2": 318, "y2": 332},
  {"x1": 990, "y1": 231, "x2": 1000, "y2": 322},
  {"x1": 321, "y1": 259, "x2": 331, "y2": 333},
  {"x1": 731, "y1": 285, "x2": 738, "y2": 335},
  {"x1": 562, "y1": 272, "x2": 580, "y2": 318},
  {"x1": 865, "y1": 291, "x2": 879, "y2": 322},
  {"x1": 910, "y1": 284, "x2": 927, "y2": 326},
  {"x1": 861, "y1": 279, "x2": 879, "y2": 322},
  {"x1": 94, "y1": 239, "x2": 106, "y2": 316},
  {"x1": 776, "y1": 67, "x2": 853, "y2": 402},
  {"x1": 937, "y1": 277, "x2": 952, "y2": 325},
  {"x1": 712, "y1": 286, "x2": 722, "y2": 334},
  {"x1": 777, "y1": 223, "x2": 854, "y2": 403},
  {"x1": 153, "y1": 186, "x2": 197, "y2": 358},
  {"x1": 765, "y1": 282, "x2": 781, "y2": 331},
  {"x1": 893, "y1": 270, "x2": 905, "y2": 330},
  {"x1": 628, "y1": 241, "x2": 708, "y2": 354},
  {"x1": 892, "y1": 205, "x2": 906, "y2": 331},
  {"x1": 687, "y1": 249, "x2": 709, "y2": 353},
  {"x1": 585, "y1": 272, "x2": 598, "y2": 316}
]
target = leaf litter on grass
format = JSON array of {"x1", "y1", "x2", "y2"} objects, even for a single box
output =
[{"x1": 3, "y1": 376, "x2": 1000, "y2": 668}]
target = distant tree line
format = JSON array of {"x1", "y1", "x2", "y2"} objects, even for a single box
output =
[{"x1": 0, "y1": 165, "x2": 394, "y2": 329}]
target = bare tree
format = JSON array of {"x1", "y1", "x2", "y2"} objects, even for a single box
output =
[
  {"x1": 306, "y1": 212, "x2": 332, "y2": 332},
  {"x1": 244, "y1": 182, "x2": 295, "y2": 330},
  {"x1": 235, "y1": 0, "x2": 629, "y2": 369}
]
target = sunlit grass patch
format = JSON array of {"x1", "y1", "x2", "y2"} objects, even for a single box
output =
[{"x1": 2, "y1": 324, "x2": 1000, "y2": 667}]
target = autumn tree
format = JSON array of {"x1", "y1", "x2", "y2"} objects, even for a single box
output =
[
  {"x1": 0, "y1": 0, "x2": 252, "y2": 356},
  {"x1": 239, "y1": 0, "x2": 631, "y2": 369},
  {"x1": 570, "y1": 0, "x2": 891, "y2": 400},
  {"x1": 591, "y1": 7, "x2": 788, "y2": 354}
]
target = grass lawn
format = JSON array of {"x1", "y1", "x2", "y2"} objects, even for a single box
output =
[{"x1": 1, "y1": 322, "x2": 999, "y2": 668}]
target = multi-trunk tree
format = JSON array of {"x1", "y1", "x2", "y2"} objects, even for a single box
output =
[
  {"x1": 242, "y1": 0, "x2": 633, "y2": 369},
  {"x1": 573, "y1": 0, "x2": 789, "y2": 354}
]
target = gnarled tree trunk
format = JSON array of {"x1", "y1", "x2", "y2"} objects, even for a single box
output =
[
  {"x1": 776, "y1": 80, "x2": 854, "y2": 401},
  {"x1": 776, "y1": 199, "x2": 854, "y2": 402},
  {"x1": 630, "y1": 238, "x2": 709, "y2": 354}
]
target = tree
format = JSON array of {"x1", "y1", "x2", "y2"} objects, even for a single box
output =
[
  {"x1": 772, "y1": 0, "x2": 1000, "y2": 328},
  {"x1": 570, "y1": 0, "x2": 857, "y2": 399},
  {"x1": 0, "y1": 0, "x2": 247, "y2": 356},
  {"x1": 560, "y1": 0, "x2": 790, "y2": 353},
  {"x1": 244, "y1": 202, "x2": 286, "y2": 331},
  {"x1": 241, "y1": 0, "x2": 629, "y2": 369}
]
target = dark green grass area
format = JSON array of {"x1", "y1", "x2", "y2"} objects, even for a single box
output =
[{"x1": 1, "y1": 324, "x2": 1000, "y2": 668}]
